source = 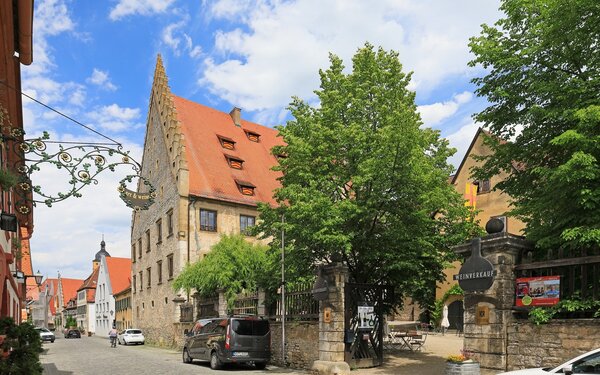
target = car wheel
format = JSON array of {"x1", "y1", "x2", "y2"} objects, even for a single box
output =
[
  {"x1": 183, "y1": 348, "x2": 192, "y2": 364},
  {"x1": 51, "y1": 340, "x2": 54, "y2": 343},
  {"x1": 123, "y1": 340, "x2": 127, "y2": 346},
  {"x1": 210, "y1": 351, "x2": 222, "y2": 370},
  {"x1": 255, "y1": 362, "x2": 267, "y2": 370}
]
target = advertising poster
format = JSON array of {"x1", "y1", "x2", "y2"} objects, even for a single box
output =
[
  {"x1": 357, "y1": 305, "x2": 375, "y2": 329},
  {"x1": 515, "y1": 276, "x2": 560, "y2": 307}
]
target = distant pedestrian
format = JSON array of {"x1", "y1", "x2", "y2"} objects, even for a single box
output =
[
  {"x1": 441, "y1": 305, "x2": 450, "y2": 335},
  {"x1": 109, "y1": 327, "x2": 118, "y2": 348}
]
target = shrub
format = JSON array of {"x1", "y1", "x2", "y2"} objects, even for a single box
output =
[{"x1": 0, "y1": 318, "x2": 43, "y2": 375}]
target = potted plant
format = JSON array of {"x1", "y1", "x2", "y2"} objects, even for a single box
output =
[{"x1": 445, "y1": 349, "x2": 480, "y2": 375}]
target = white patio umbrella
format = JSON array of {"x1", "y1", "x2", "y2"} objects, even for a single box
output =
[{"x1": 441, "y1": 304, "x2": 450, "y2": 334}]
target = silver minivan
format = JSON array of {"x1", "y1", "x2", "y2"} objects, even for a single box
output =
[{"x1": 182, "y1": 316, "x2": 271, "y2": 370}]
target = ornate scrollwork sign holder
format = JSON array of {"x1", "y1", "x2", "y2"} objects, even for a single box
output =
[{"x1": 1, "y1": 126, "x2": 155, "y2": 213}]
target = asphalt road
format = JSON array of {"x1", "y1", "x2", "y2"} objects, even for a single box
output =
[{"x1": 40, "y1": 335, "x2": 307, "y2": 375}]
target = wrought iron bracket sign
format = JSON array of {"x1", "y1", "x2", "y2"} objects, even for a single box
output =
[
  {"x1": 453, "y1": 237, "x2": 496, "y2": 292},
  {"x1": 0, "y1": 128, "x2": 155, "y2": 212}
]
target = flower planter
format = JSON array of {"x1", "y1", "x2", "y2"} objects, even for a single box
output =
[{"x1": 445, "y1": 361, "x2": 480, "y2": 375}]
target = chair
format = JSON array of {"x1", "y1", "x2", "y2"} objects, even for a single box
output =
[{"x1": 408, "y1": 330, "x2": 427, "y2": 351}]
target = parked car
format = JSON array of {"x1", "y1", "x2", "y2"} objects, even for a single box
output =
[
  {"x1": 117, "y1": 329, "x2": 145, "y2": 345},
  {"x1": 35, "y1": 327, "x2": 55, "y2": 343},
  {"x1": 182, "y1": 316, "x2": 270, "y2": 370},
  {"x1": 498, "y1": 348, "x2": 600, "y2": 374},
  {"x1": 64, "y1": 329, "x2": 81, "y2": 339}
]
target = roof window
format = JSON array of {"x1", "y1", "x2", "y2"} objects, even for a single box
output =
[
  {"x1": 217, "y1": 135, "x2": 236, "y2": 150},
  {"x1": 235, "y1": 180, "x2": 256, "y2": 196},
  {"x1": 244, "y1": 130, "x2": 260, "y2": 143},
  {"x1": 225, "y1": 154, "x2": 244, "y2": 170}
]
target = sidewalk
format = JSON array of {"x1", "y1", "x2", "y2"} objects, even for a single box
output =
[{"x1": 350, "y1": 333, "x2": 498, "y2": 375}]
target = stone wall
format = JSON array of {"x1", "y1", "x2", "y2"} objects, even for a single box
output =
[
  {"x1": 270, "y1": 320, "x2": 319, "y2": 369},
  {"x1": 506, "y1": 319, "x2": 600, "y2": 371}
]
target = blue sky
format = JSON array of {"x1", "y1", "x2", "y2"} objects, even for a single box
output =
[{"x1": 23, "y1": 0, "x2": 501, "y2": 280}]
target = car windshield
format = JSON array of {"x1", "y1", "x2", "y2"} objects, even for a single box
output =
[
  {"x1": 231, "y1": 319, "x2": 269, "y2": 336},
  {"x1": 37, "y1": 328, "x2": 49, "y2": 332},
  {"x1": 128, "y1": 330, "x2": 142, "y2": 334}
]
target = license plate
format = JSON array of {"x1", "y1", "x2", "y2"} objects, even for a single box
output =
[{"x1": 232, "y1": 352, "x2": 249, "y2": 357}]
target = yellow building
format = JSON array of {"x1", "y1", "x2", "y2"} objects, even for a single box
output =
[
  {"x1": 114, "y1": 285, "x2": 131, "y2": 331},
  {"x1": 436, "y1": 128, "x2": 526, "y2": 328}
]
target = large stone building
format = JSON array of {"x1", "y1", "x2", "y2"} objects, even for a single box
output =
[{"x1": 130, "y1": 55, "x2": 283, "y2": 346}]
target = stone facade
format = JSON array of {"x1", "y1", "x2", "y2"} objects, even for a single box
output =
[
  {"x1": 455, "y1": 232, "x2": 531, "y2": 372},
  {"x1": 506, "y1": 319, "x2": 600, "y2": 371},
  {"x1": 457, "y1": 232, "x2": 600, "y2": 372},
  {"x1": 270, "y1": 321, "x2": 319, "y2": 369}
]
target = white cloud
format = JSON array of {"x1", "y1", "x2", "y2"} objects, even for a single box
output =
[
  {"x1": 445, "y1": 120, "x2": 480, "y2": 172},
  {"x1": 162, "y1": 20, "x2": 203, "y2": 59},
  {"x1": 418, "y1": 91, "x2": 473, "y2": 127},
  {"x1": 109, "y1": 0, "x2": 176, "y2": 20},
  {"x1": 200, "y1": 0, "x2": 500, "y2": 111},
  {"x1": 26, "y1": 0, "x2": 74, "y2": 76},
  {"x1": 87, "y1": 69, "x2": 117, "y2": 91},
  {"x1": 87, "y1": 104, "x2": 142, "y2": 132}
]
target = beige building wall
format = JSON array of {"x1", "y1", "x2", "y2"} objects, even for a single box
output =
[
  {"x1": 436, "y1": 129, "x2": 526, "y2": 300},
  {"x1": 114, "y1": 287, "x2": 131, "y2": 331}
]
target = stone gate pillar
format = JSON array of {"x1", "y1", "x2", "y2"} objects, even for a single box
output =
[
  {"x1": 311, "y1": 262, "x2": 351, "y2": 375},
  {"x1": 454, "y1": 232, "x2": 532, "y2": 372}
]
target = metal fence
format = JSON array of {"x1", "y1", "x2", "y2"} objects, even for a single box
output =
[
  {"x1": 515, "y1": 247, "x2": 600, "y2": 303},
  {"x1": 271, "y1": 281, "x2": 319, "y2": 321}
]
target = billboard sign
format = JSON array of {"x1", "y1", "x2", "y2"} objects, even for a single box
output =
[{"x1": 515, "y1": 276, "x2": 560, "y2": 307}]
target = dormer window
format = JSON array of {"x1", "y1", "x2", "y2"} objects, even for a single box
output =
[
  {"x1": 245, "y1": 130, "x2": 260, "y2": 142},
  {"x1": 225, "y1": 154, "x2": 244, "y2": 169},
  {"x1": 235, "y1": 180, "x2": 256, "y2": 196},
  {"x1": 217, "y1": 135, "x2": 236, "y2": 150}
]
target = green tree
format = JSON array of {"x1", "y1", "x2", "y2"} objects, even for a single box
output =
[
  {"x1": 257, "y1": 44, "x2": 480, "y2": 307},
  {"x1": 0, "y1": 318, "x2": 43, "y2": 375},
  {"x1": 172, "y1": 234, "x2": 274, "y2": 306},
  {"x1": 469, "y1": 0, "x2": 600, "y2": 252}
]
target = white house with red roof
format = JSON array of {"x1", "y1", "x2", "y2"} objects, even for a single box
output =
[
  {"x1": 95, "y1": 253, "x2": 131, "y2": 337},
  {"x1": 130, "y1": 55, "x2": 284, "y2": 346}
]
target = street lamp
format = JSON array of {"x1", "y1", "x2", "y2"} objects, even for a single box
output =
[{"x1": 12, "y1": 270, "x2": 43, "y2": 286}]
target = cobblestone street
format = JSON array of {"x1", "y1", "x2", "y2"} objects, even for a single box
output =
[
  {"x1": 40, "y1": 332, "x2": 500, "y2": 374},
  {"x1": 40, "y1": 335, "x2": 307, "y2": 375}
]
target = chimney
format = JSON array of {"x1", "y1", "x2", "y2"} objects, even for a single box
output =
[{"x1": 229, "y1": 107, "x2": 242, "y2": 127}]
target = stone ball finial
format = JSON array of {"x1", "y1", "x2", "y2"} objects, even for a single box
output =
[{"x1": 485, "y1": 217, "x2": 505, "y2": 234}]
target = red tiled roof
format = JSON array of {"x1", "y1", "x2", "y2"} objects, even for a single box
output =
[
  {"x1": 78, "y1": 266, "x2": 99, "y2": 303},
  {"x1": 60, "y1": 278, "x2": 84, "y2": 307},
  {"x1": 113, "y1": 281, "x2": 131, "y2": 296},
  {"x1": 106, "y1": 257, "x2": 131, "y2": 295},
  {"x1": 173, "y1": 96, "x2": 283, "y2": 206}
]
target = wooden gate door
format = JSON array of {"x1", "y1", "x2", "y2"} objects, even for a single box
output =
[
  {"x1": 448, "y1": 300, "x2": 464, "y2": 332},
  {"x1": 344, "y1": 283, "x2": 391, "y2": 368}
]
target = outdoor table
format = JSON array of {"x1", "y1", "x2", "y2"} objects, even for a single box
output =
[{"x1": 391, "y1": 331, "x2": 415, "y2": 350}]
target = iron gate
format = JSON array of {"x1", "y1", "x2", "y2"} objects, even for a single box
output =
[{"x1": 344, "y1": 283, "x2": 392, "y2": 368}]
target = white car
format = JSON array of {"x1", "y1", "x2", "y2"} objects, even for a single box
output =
[
  {"x1": 35, "y1": 327, "x2": 55, "y2": 343},
  {"x1": 117, "y1": 329, "x2": 145, "y2": 345},
  {"x1": 498, "y1": 348, "x2": 600, "y2": 374}
]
